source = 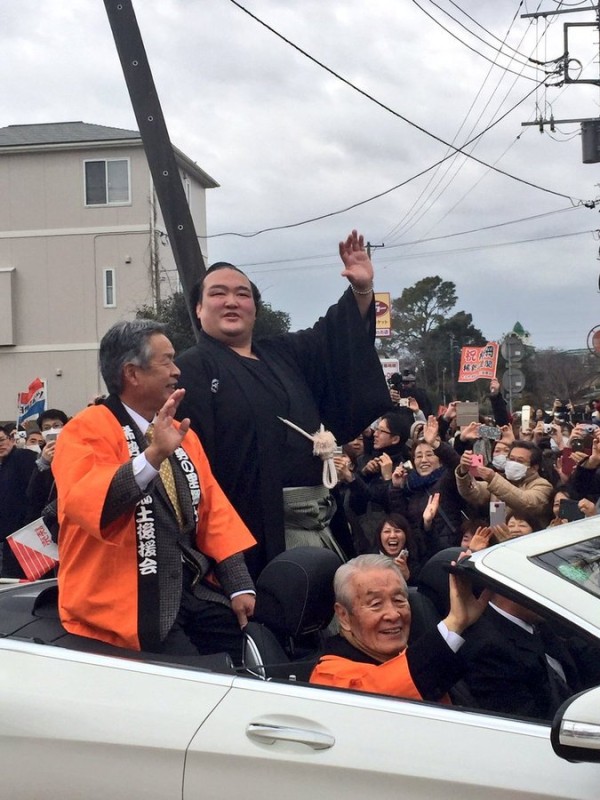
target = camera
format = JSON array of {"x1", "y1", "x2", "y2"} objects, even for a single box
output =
[{"x1": 388, "y1": 373, "x2": 402, "y2": 391}]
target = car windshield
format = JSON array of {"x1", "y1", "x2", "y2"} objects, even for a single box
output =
[{"x1": 532, "y1": 535, "x2": 600, "y2": 599}]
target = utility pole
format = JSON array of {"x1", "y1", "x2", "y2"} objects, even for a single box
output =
[
  {"x1": 449, "y1": 334, "x2": 455, "y2": 402},
  {"x1": 521, "y1": 2, "x2": 600, "y2": 161},
  {"x1": 366, "y1": 242, "x2": 384, "y2": 259},
  {"x1": 103, "y1": 0, "x2": 205, "y2": 338}
]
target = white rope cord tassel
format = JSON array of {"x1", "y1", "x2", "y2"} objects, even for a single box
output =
[{"x1": 277, "y1": 417, "x2": 339, "y2": 489}]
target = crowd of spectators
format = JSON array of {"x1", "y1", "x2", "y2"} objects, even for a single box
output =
[{"x1": 332, "y1": 374, "x2": 600, "y2": 574}]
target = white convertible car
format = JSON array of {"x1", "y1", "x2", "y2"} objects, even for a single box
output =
[{"x1": 2, "y1": 521, "x2": 600, "y2": 799}]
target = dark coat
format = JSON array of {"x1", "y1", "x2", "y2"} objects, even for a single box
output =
[
  {"x1": 388, "y1": 442, "x2": 466, "y2": 578},
  {"x1": 176, "y1": 288, "x2": 391, "y2": 578},
  {"x1": 460, "y1": 606, "x2": 582, "y2": 721},
  {"x1": 0, "y1": 446, "x2": 37, "y2": 577}
]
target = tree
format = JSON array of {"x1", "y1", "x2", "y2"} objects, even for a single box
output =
[
  {"x1": 377, "y1": 276, "x2": 485, "y2": 403},
  {"x1": 526, "y1": 349, "x2": 595, "y2": 408},
  {"x1": 390, "y1": 276, "x2": 457, "y2": 347},
  {"x1": 421, "y1": 311, "x2": 486, "y2": 402},
  {"x1": 136, "y1": 291, "x2": 291, "y2": 355},
  {"x1": 254, "y1": 304, "x2": 291, "y2": 341},
  {"x1": 136, "y1": 292, "x2": 196, "y2": 355}
]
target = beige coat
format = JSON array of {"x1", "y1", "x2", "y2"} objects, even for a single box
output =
[{"x1": 455, "y1": 467, "x2": 552, "y2": 522}]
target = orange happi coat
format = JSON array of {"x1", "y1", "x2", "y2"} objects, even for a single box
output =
[{"x1": 53, "y1": 404, "x2": 255, "y2": 650}]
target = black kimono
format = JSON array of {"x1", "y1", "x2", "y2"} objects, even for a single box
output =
[{"x1": 176, "y1": 287, "x2": 391, "y2": 578}]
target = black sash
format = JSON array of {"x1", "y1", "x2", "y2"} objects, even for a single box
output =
[{"x1": 102, "y1": 395, "x2": 202, "y2": 648}]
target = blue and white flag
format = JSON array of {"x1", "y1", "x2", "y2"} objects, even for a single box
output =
[{"x1": 17, "y1": 377, "x2": 47, "y2": 426}]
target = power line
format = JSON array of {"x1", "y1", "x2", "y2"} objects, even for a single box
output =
[
  {"x1": 241, "y1": 227, "x2": 596, "y2": 275},
  {"x1": 222, "y1": 1, "x2": 585, "y2": 238},
  {"x1": 410, "y1": 0, "x2": 541, "y2": 79},
  {"x1": 382, "y1": 3, "x2": 585, "y2": 243},
  {"x1": 384, "y1": 14, "x2": 534, "y2": 242},
  {"x1": 446, "y1": 0, "x2": 533, "y2": 58},
  {"x1": 227, "y1": 205, "x2": 582, "y2": 270},
  {"x1": 207, "y1": 80, "x2": 543, "y2": 238}
]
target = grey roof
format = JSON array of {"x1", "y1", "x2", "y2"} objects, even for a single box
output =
[
  {"x1": 0, "y1": 121, "x2": 219, "y2": 188},
  {"x1": 0, "y1": 122, "x2": 141, "y2": 147}
]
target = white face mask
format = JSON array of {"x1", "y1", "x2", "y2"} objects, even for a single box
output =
[
  {"x1": 550, "y1": 438, "x2": 561, "y2": 452},
  {"x1": 492, "y1": 453, "x2": 507, "y2": 470},
  {"x1": 504, "y1": 460, "x2": 528, "y2": 482},
  {"x1": 26, "y1": 444, "x2": 41, "y2": 454}
]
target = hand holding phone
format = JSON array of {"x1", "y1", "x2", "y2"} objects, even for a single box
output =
[
  {"x1": 558, "y1": 498, "x2": 585, "y2": 522},
  {"x1": 469, "y1": 453, "x2": 484, "y2": 476},
  {"x1": 489, "y1": 501, "x2": 506, "y2": 526}
]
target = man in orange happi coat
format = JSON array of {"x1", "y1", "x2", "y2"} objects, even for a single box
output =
[
  {"x1": 311, "y1": 554, "x2": 489, "y2": 700},
  {"x1": 53, "y1": 319, "x2": 256, "y2": 663}
]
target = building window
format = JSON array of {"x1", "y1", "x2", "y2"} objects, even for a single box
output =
[
  {"x1": 103, "y1": 269, "x2": 116, "y2": 308},
  {"x1": 84, "y1": 159, "x2": 130, "y2": 205}
]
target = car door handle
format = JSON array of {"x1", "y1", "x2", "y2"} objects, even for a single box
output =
[{"x1": 246, "y1": 723, "x2": 335, "y2": 750}]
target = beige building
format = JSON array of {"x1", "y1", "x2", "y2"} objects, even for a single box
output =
[{"x1": 0, "y1": 122, "x2": 218, "y2": 422}]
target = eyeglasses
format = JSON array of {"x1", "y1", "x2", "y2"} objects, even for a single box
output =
[
  {"x1": 376, "y1": 427, "x2": 392, "y2": 435},
  {"x1": 0, "y1": 437, "x2": 10, "y2": 444}
]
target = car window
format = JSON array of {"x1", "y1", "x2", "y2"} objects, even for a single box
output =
[{"x1": 532, "y1": 536, "x2": 600, "y2": 599}]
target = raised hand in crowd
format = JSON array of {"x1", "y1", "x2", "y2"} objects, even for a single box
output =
[
  {"x1": 586, "y1": 430, "x2": 600, "y2": 469},
  {"x1": 459, "y1": 421, "x2": 480, "y2": 443},
  {"x1": 499, "y1": 424, "x2": 515, "y2": 446},
  {"x1": 40, "y1": 439, "x2": 57, "y2": 464},
  {"x1": 467, "y1": 525, "x2": 494, "y2": 552},
  {"x1": 549, "y1": 423, "x2": 564, "y2": 452},
  {"x1": 442, "y1": 401, "x2": 458, "y2": 423},
  {"x1": 334, "y1": 455, "x2": 354, "y2": 484},
  {"x1": 578, "y1": 498, "x2": 597, "y2": 518},
  {"x1": 389, "y1": 386, "x2": 401, "y2": 406},
  {"x1": 393, "y1": 551, "x2": 410, "y2": 582},
  {"x1": 362, "y1": 456, "x2": 382, "y2": 476},
  {"x1": 378, "y1": 452, "x2": 394, "y2": 480},
  {"x1": 407, "y1": 396, "x2": 421, "y2": 414},
  {"x1": 422, "y1": 415, "x2": 441, "y2": 448},
  {"x1": 391, "y1": 462, "x2": 408, "y2": 489},
  {"x1": 489, "y1": 377, "x2": 501, "y2": 396},
  {"x1": 458, "y1": 450, "x2": 492, "y2": 482},
  {"x1": 422, "y1": 492, "x2": 440, "y2": 531}
]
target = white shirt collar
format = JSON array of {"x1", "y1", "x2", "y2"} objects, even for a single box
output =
[
  {"x1": 490, "y1": 601, "x2": 535, "y2": 634},
  {"x1": 121, "y1": 401, "x2": 154, "y2": 436}
]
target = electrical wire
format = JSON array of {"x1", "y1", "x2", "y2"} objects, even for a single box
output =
[
  {"x1": 410, "y1": 0, "x2": 541, "y2": 80},
  {"x1": 218, "y1": 0, "x2": 588, "y2": 239},
  {"x1": 224, "y1": 205, "x2": 583, "y2": 270},
  {"x1": 383, "y1": 1, "x2": 537, "y2": 242},
  {"x1": 206, "y1": 78, "x2": 555, "y2": 239},
  {"x1": 422, "y1": 0, "x2": 539, "y2": 70},
  {"x1": 242, "y1": 228, "x2": 597, "y2": 276},
  {"x1": 446, "y1": 0, "x2": 533, "y2": 58},
  {"x1": 388, "y1": 2, "x2": 588, "y2": 243}
]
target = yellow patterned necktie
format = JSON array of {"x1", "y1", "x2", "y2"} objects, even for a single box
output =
[{"x1": 146, "y1": 423, "x2": 184, "y2": 529}]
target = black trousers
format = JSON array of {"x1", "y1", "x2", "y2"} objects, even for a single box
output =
[{"x1": 158, "y1": 569, "x2": 244, "y2": 664}]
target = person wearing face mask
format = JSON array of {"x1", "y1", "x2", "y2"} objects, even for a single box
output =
[
  {"x1": 455, "y1": 440, "x2": 553, "y2": 529},
  {"x1": 24, "y1": 426, "x2": 44, "y2": 453},
  {"x1": 490, "y1": 441, "x2": 510, "y2": 472},
  {"x1": 25, "y1": 408, "x2": 70, "y2": 529}
]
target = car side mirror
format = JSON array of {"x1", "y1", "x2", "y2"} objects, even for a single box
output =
[{"x1": 551, "y1": 686, "x2": 600, "y2": 763}]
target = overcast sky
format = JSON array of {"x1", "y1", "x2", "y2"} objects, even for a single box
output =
[{"x1": 4, "y1": 0, "x2": 600, "y2": 352}]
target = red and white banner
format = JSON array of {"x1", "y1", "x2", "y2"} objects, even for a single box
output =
[
  {"x1": 6, "y1": 518, "x2": 58, "y2": 581},
  {"x1": 458, "y1": 342, "x2": 499, "y2": 383}
]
